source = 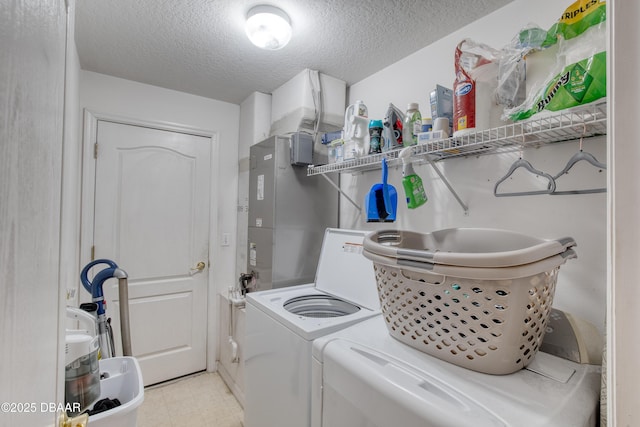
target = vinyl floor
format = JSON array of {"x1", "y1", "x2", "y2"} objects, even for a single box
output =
[{"x1": 137, "y1": 371, "x2": 244, "y2": 427}]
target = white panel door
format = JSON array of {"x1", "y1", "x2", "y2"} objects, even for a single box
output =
[{"x1": 93, "y1": 120, "x2": 211, "y2": 386}]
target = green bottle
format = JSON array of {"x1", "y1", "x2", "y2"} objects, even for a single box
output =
[{"x1": 399, "y1": 147, "x2": 427, "y2": 209}]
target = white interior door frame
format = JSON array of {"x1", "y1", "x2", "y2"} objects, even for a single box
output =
[
  {"x1": 608, "y1": 2, "x2": 640, "y2": 424},
  {"x1": 80, "y1": 109, "x2": 221, "y2": 372}
]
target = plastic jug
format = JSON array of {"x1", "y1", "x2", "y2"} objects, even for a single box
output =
[
  {"x1": 344, "y1": 100, "x2": 368, "y2": 140},
  {"x1": 344, "y1": 100, "x2": 369, "y2": 156}
]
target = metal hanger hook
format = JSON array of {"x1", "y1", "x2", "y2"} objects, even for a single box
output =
[
  {"x1": 519, "y1": 134, "x2": 526, "y2": 159},
  {"x1": 579, "y1": 123, "x2": 587, "y2": 151}
]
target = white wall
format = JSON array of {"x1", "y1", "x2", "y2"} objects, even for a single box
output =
[
  {"x1": 349, "y1": 0, "x2": 562, "y2": 119},
  {"x1": 79, "y1": 71, "x2": 240, "y2": 370},
  {"x1": 220, "y1": 91, "x2": 271, "y2": 406},
  {"x1": 344, "y1": 0, "x2": 606, "y2": 335},
  {"x1": 0, "y1": 1, "x2": 68, "y2": 425}
]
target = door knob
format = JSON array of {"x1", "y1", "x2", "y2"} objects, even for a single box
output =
[{"x1": 191, "y1": 261, "x2": 206, "y2": 272}]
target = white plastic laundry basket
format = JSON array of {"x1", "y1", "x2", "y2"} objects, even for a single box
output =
[{"x1": 363, "y1": 229, "x2": 577, "y2": 375}]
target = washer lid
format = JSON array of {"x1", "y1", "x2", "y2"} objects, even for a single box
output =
[{"x1": 315, "y1": 228, "x2": 379, "y2": 310}]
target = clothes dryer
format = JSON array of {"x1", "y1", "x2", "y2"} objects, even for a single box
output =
[
  {"x1": 311, "y1": 314, "x2": 602, "y2": 427},
  {"x1": 244, "y1": 228, "x2": 380, "y2": 427}
]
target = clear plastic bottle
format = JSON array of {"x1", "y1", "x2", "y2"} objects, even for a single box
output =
[{"x1": 403, "y1": 103, "x2": 422, "y2": 146}]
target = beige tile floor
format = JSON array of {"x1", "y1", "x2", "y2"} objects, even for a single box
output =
[{"x1": 137, "y1": 372, "x2": 244, "y2": 427}]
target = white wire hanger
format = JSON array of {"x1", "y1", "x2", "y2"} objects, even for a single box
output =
[
  {"x1": 494, "y1": 146, "x2": 556, "y2": 197},
  {"x1": 550, "y1": 134, "x2": 607, "y2": 195}
]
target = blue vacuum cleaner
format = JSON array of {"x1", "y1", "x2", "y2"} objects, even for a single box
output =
[{"x1": 80, "y1": 259, "x2": 132, "y2": 358}]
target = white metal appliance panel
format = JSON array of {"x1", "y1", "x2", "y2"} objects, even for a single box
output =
[
  {"x1": 245, "y1": 285, "x2": 378, "y2": 341},
  {"x1": 321, "y1": 341, "x2": 506, "y2": 427},
  {"x1": 244, "y1": 229, "x2": 382, "y2": 427},
  {"x1": 245, "y1": 299, "x2": 312, "y2": 427},
  {"x1": 314, "y1": 228, "x2": 380, "y2": 310},
  {"x1": 313, "y1": 316, "x2": 601, "y2": 427}
]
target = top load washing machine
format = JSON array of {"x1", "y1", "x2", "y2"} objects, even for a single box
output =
[
  {"x1": 311, "y1": 313, "x2": 602, "y2": 427},
  {"x1": 244, "y1": 228, "x2": 380, "y2": 427}
]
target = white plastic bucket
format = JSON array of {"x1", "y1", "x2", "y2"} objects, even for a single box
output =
[{"x1": 88, "y1": 357, "x2": 144, "y2": 427}]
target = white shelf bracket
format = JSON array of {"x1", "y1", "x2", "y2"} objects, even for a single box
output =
[
  {"x1": 426, "y1": 156, "x2": 469, "y2": 215},
  {"x1": 318, "y1": 173, "x2": 362, "y2": 213}
]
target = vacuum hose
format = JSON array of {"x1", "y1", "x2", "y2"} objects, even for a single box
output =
[
  {"x1": 80, "y1": 259, "x2": 132, "y2": 357},
  {"x1": 116, "y1": 270, "x2": 132, "y2": 357}
]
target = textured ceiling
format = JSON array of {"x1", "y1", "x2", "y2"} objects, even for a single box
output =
[{"x1": 75, "y1": 0, "x2": 514, "y2": 105}]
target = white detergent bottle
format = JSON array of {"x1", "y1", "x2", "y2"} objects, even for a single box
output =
[
  {"x1": 344, "y1": 100, "x2": 367, "y2": 137},
  {"x1": 344, "y1": 100, "x2": 368, "y2": 156}
]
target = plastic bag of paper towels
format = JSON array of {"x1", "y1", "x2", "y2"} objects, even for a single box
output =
[{"x1": 501, "y1": 0, "x2": 606, "y2": 122}]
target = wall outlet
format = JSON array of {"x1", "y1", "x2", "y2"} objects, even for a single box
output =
[{"x1": 221, "y1": 233, "x2": 231, "y2": 247}]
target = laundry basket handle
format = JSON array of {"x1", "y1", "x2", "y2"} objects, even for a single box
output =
[
  {"x1": 364, "y1": 229, "x2": 441, "y2": 262},
  {"x1": 397, "y1": 259, "x2": 447, "y2": 285}
]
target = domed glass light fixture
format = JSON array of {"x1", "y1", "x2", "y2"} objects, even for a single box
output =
[{"x1": 245, "y1": 5, "x2": 292, "y2": 50}]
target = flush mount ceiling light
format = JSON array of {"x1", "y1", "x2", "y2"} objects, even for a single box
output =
[{"x1": 245, "y1": 5, "x2": 292, "y2": 50}]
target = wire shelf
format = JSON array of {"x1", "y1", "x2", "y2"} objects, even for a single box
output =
[{"x1": 307, "y1": 101, "x2": 607, "y2": 176}]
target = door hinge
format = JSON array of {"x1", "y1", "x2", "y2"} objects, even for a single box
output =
[
  {"x1": 91, "y1": 245, "x2": 95, "y2": 261},
  {"x1": 94, "y1": 142, "x2": 98, "y2": 159}
]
